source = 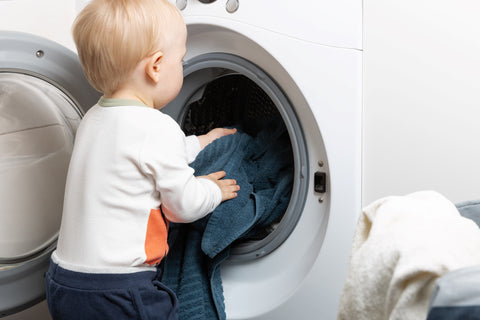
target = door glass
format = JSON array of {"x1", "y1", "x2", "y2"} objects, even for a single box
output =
[{"x1": 0, "y1": 72, "x2": 81, "y2": 264}]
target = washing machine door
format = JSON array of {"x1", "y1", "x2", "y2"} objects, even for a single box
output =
[{"x1": 0, "y1": 31, "x2": 100, "y2": 317}]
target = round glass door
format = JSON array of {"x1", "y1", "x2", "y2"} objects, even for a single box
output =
[
  {"x1": 0, "y1": 31, "x2": 100, "y2": 317},
  {"x1": 0, "y1": 72, "x2": 81, "y2": 266}
]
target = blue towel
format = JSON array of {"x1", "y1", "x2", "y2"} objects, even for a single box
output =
[{"x1": 162, "y1": 122, "x2": 294, "y2": 320}]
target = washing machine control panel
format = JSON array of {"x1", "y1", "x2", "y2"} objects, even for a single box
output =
[{"x1": 176, "y1": 0, "x2": 239, "y2": 13}]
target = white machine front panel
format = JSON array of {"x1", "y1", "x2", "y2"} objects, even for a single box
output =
[
  {"x1": 175, "y1": 0, "x2": 362, "y2": 49},
  {"x1": 183, "y1": 19, "x2": 361, "y2": 319}
]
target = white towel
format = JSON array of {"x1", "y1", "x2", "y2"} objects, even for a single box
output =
[{"x1": 337, "y1": 191, "x2": 480, "y2": 320}]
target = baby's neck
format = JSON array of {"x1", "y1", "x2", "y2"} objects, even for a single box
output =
[{"x1": 106, "y1": 89, "x2": 154, "y2": 109}]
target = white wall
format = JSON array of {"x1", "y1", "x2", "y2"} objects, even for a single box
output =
[
  {"x1": 0, "y1": 0, "x2": 77, "y2": 50},
  {"x1": 363, "y1": 0, "x2": 480, "y2": 205}
]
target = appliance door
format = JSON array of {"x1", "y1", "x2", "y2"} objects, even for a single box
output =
[{"x1": 0, "y1": 31, "x2": 100, "y2": 317}]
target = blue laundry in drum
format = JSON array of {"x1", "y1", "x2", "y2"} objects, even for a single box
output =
[{"x1": 161, "y1": 121, "x2": 294, "y2": 320}]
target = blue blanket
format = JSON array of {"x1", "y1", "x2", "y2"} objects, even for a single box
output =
[{"x1": 161, "y1": 122, "x2": 293, "y2": 320}]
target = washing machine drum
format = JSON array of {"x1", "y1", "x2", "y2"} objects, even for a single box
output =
[
  {"x1": 162, "y1": 53, "x2": 308, "y2": 261},
  {"x1": 0, "y1": 32, "x2": 99, "y2": 316}
]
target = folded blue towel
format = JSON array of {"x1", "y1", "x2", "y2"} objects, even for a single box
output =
[{"x1": 162, "y1": 122, "x2": 293, "y2": 320}]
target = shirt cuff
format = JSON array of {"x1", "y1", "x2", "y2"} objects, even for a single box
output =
[{"x1": 185, "y1": 135, "x2": 201, "y2": 164}]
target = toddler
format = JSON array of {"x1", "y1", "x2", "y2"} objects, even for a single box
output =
[{"x1": 45, "y1": 0, "x2": 239, "y2": 319}]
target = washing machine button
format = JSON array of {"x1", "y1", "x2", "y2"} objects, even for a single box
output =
[
  {"x1": 226, "y1": 0, "x2": 239, "y2": 13},
  {"x1": 176, "y1": 0, "x2": 187, "y2": 10}
]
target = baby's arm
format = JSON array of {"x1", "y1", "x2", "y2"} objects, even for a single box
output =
[
  {"x1": 185, "y1": 128, "x2": 236, "y2": 163},
  {"x1": 197, "y1": 170, "x2": 239, "y2": 201},
  {"x1": 196, "y1": 129, "x2": 239, "y2": 202},
  {"x1": 197, "y1": 128, "x2": 237, "y2": 150}
]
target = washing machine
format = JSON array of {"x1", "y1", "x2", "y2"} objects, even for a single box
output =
[
  {"x1": 164, "y1": 1, "x2": 362, "y2": 319},
  {"x1": 0, "y1": 0, "x2": 362, "y2": 319},
  {"x1": 0, "y1": 1, "x2": 100, "y2": 319}
]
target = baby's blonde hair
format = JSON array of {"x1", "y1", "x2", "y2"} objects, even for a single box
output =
[{"x1": 73, "y1": 0, "x2": 182, "y2": 94}]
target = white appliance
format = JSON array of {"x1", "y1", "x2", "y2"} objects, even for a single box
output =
[
  {"x1": 0, "y1": 0, "x2": 363, "y2": 319},
  {"x1": 165, "y1": 1, "x2": 362, "y2": 319}
]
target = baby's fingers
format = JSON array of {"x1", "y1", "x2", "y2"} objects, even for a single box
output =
[
  {"x1": 207, "y1": 171, "x2": 226, "y2": 180},
  {"x1": 218, "y1": 179, "x2": 240, "y2": 201}
]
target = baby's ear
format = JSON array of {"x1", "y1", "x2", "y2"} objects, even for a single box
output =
[{"x1": 145, "y1": 51, "x2": 163, "y2": 83}]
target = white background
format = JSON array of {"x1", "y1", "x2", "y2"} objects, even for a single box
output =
[{"x1": 363, "y1": 0, "x2": 480, "y2": 205}]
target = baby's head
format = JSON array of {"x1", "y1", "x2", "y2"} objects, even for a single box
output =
[{"x1": 73, "y1": 0, "x2": 184, "y2": 96}]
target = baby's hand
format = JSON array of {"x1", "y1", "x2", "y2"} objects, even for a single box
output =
[
  {"x1": 199, "y1": 171, "x2": 239, "y2": 202},
  {"x1": 198, "y1": 128, "x2": 237, "y2": 150}
]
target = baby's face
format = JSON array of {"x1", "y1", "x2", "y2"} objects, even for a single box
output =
[{"x1": 153, "y1": 19, "x2": 187, "y2": 109}]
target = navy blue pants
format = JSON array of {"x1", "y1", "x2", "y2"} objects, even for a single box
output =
[{"x1": 45, "y1": 261, "x2": 178, "y2": 320}]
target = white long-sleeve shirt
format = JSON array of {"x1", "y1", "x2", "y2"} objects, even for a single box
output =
[{"x1": 52, "y1": 98, "x2": 222, "y2": 274}]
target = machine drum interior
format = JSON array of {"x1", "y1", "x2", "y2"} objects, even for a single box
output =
[{"x1": 182, "y1": 74, "x2": 295, "y2": 249}]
